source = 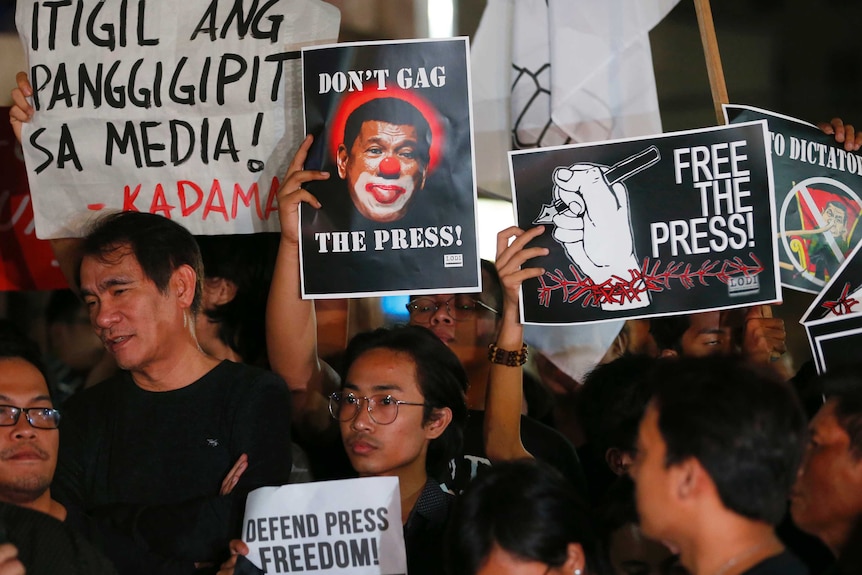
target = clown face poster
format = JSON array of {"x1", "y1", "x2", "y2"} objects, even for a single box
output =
[
  {"x1": 509, "y1": 121, "x2": 780, "y2": 325},
  {"x1": 299, "y1": 38, "x2": 480, "y2": 298},
  {"x1": 724, "y1": 104, "x2": 862, "y2": 294}
]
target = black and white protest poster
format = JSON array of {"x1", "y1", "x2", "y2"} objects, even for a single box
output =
[
  {"x1": 805, "y1": 314, "x2": 862, "y2": 374},
  {"x1": 299, "y1": 38, "x2": 480, "y2": 298},
  {"x1": 724, "y1": 104, "x2": 862, "y2": 294},
  {"x1": 801, "y1": 239, "x2": 862, "y2": 325},
  {"x1": 15, "y1": 0, "x2": 339, "y2": 238},
  {"x1": 509, "y1": 121, "x2": 780, "y2": 325},
  {"x1": 242, "y1": 477, "x2": 406, "y2": 574}
]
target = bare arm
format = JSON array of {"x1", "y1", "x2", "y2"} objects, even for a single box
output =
[
  {"x1": 483, "y1": 225, "x2": 548, "y2": 462},
  {"x1": 265, "y1": 135, "x2": 336, "y2": 436},
  {"x1": 10, "y1": 71, "x2": 84, "y2": 292}
]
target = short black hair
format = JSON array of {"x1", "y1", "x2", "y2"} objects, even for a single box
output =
[
  {"x1": 81, "y1": 212, "x2": 204, "y2": 314},
  {"x1": 578, "y1": 354, "x2": 657, "y2": 460},
  {"x1": 196, "y1": 233, "x2": 279, "y2": 366},
  {"x1": 649, "y1": 316, "x2": 690, "y2": 353},
  {"x1": 820, "y1": 369, "x2": 862, "y2": 459},
  {"x1": 341, "y1": 325, "x2": 467, "y2": 480},
  {"x1": 343, "y1": 97, "x2": 431, "y2": 165},
  {"x1": 446, "y1": 459, "x2": 599, "y2": 575},
  {"x1": 649, "y1": 356, "x2": 807, "y2": 525},
  {"x1": 0, "y1": 322, "x2": 50, "y2": 386}
]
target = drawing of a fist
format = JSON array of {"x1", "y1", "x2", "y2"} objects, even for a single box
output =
[{"x1": 551, "y1": 163, "x2": 648, "y2": 310}]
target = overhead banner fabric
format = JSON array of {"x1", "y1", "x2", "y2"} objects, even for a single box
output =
[
  {"x1": 15, "y1": 0, "x2": 339, "y2": 238},
  {"x1": 509, "y1": 121, "x2": 780, "y2": 325},
  {"x1": 242, "y1": 477, "x2": 406, "y2": 574},
  {"x1": 724, "y1": 104, "x2": 862, "y2": 294},
  {"x1": 299, "y1": 38, "x2": 481, "y2": 298}
]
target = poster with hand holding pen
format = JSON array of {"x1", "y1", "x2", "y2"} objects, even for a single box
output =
[{"x1": 509, "y1": 121, "x2": 781, "y2": 325}]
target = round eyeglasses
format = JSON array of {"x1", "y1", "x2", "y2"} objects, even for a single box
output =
[
  {"x1": 329, "y1": 392, "x2": 428, "y2": 425},
  {"x1": 0, "y1": 405, "x2": 61, "y2": 429},
  {"x1": 405, "y1": 295, "x2": 499, "y2": 323}
]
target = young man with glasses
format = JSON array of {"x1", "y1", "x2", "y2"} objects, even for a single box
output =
[
  {"x1": 267, "y1": 136, "x2": 583, "y2": 498},
  {"x1": 0, "y1": 331, "x2": 63, "y2": 521}
]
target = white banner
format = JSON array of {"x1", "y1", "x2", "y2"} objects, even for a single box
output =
[
  {"x1": 15, "y1": 0, "x2": 339, "y2": 238},
  {"x1": 243, "y1": 477, "x2": 407, "y2": 574}
]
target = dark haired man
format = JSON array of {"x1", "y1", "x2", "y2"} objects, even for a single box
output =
[
  {"x1": 337, "y1": 97, "x2": 431, "y2": 222},
  {"x1": 791, "y1": 371, "x2": 862, "y2": 560},
  {"x1": 631, "y1": 357, "x2": 809, "y2": 575},
  {"x1": 53, "y1": 211, "x2": 294, "y2": 569}
]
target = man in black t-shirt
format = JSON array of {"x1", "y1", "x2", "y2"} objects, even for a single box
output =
[
  {"x1": 52, "y1": 212, "x2": 293, "y2": 571},
  {"x1": 630, "y1": 357, "x2": 809, "y2": 575}
]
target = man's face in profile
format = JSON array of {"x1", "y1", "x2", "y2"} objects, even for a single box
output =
[{"x1": 337, "y1": 120, "x2": 427, "y2": 223}]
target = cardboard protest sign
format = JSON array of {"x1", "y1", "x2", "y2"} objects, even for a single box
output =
[
  {"x1": 724, "y1": 105, "x2": 862, "y2": 294},
  {"x1": 0, "y1": 108, "x2": 67, "y2": 291},
  {"x1": 242, "y1": 477, "x2": 406, "y2": 575},
  {"x1": 15, "y1": 0, "x2": 339, "y2": 239},
  {"x1": 804, "y1": 314, "x2": 862, "y2": 374},
  {"x1": 299, "y1": 38, "x2": 480, "y2": 298},
  {"x1": 509, "y1": 121, "x2": 780, "y2": 325}
]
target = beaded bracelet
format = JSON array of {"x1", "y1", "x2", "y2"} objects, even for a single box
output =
[{"x1": 487, "y1": 342, "x2": 528, "y2": 366}]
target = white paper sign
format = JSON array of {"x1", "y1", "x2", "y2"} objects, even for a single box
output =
[
  {"x1": 243, "y1": 477, "x2": 407, "y2": 574},
  {"x1": 15, "y1": 0, "x2": 339, "y2": 238}
]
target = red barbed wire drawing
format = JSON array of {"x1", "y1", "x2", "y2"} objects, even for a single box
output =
[
  {"x1": 537, "y1": 252, "x2": 765, "y2": 308},
  {"x1": 821, "y1": 283, "x2": 859, "y2": 316}
]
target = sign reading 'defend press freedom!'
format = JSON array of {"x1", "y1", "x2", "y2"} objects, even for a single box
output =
[
  {"x1": 509, "y1": 121, "x2": 780, "y2": 325},
  {"x1": 242, "y1": 477, "x2": 407, "y2": 575},
  {"x1": 15, "y1": 0, "x2": 339, "y2": 238},
  {"x1": 299, "y1": 38, "x2": 480, "y2": 298}
]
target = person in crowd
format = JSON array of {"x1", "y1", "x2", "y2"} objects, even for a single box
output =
[
  {"x1": 0, "y1": 329, "x2": 64, "y2": 521},
  {"x1": 212, "y1": 136, "x2": 466, "y2": 575},
  {"x1": 194, "y1": 234, "x2": 280, "y2": 368},
  {"x1": 790, "y1": 370, "x2": 862, "y2": 562},
  {"x1": 267, "y1": 135, "x2": 583, "y2": 492},
  {"x1": 576, "y1": 354, "x2": 658, "y2": 498},
  {"x1": 630, "y1": 357, "x2": 809, "y2": 575},
  {"x1": 51, "y1": 211, "x2": 294, "y2": 569},
  {"x1": 597, "y1": 476, "x2": 686, "y2": 575},
  {"x1": 0, "y1": 328, "x2": 196, "y2": 574},
  {"x1": 43, "y1": 289, "x2": 116, "y2": 404},
  {"x1": 445, "y1": 459, "x2": 600, "y2": 575},
  {"x1": 218, "y1": 325, "x2": 468, "y2": 575},
  {"x1": 404, "y1": 260, "x2": 583, "y2": 493}
]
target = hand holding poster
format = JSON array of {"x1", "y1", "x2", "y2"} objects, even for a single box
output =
[
  {"x1": 242, "y1": 477, "x2": 406, "y2": 574},
  {"x1": 724, "y1": 105, "x2": 862, "y2": 293},
  {"x1": 15, "y1": 0, "x2": 339, "y2": 238},
  {"x1": 509, "y1": 122, "x2": 780, "y2": 324},
  {"x1": 299, "y1": 38, "x2": 481, "y2": 298}
]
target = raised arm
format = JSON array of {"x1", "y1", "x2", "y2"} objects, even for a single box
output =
[
  {"x1": 484, "y1": 225, "x2": 548, "y2": 462},
  {"x1": 9, "y1": 71, "x2": 84, "y2": 291},
  {"x1": 266, "y1": 135, "x2": 336, "y2": 435}
]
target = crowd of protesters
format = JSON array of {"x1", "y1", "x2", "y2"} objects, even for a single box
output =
[{"x1": 3, "y1": 39, "x2": 862, "y2": 575}]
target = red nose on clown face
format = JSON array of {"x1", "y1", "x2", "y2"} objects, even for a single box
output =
[{"x1": 378, "y1": 156, "x2": 401, "y2": 177}]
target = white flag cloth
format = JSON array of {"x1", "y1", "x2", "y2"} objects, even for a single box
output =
[
  {"x1": 471, "y1": 0, "x2": 680, "y2": 381},
  {"x1": 471, "y1": 0, "x2": 679, "y2": 198}
]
